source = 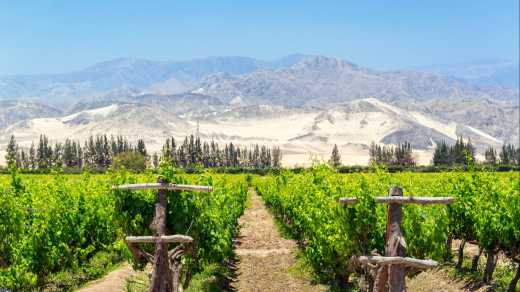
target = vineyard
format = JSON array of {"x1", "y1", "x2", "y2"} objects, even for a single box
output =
[
  {"x1": 0, "y1": 166, "x2": 248, "y2": 291},
  {"x1": 0, "y1": 166, "x2": 519, "y2": 291},
  {"x1": 254, "y1": 166, "x2": 520, "y2": 291}
]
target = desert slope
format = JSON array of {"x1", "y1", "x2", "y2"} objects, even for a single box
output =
[{"x1": 0, "y1": 98, "x2": 502, "y2": 166}]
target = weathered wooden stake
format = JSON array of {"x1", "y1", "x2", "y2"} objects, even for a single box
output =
[
  {"x1": 386, "y1": 187, "x2": 406, "y2": 292},
  {"x1": 374, "y1": 187, "x2": 406, "y2": 292},
  {"x1": 150, "y1": 176, "x2": 174, "y2": 292}
]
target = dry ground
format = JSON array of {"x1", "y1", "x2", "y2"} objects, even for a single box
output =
[
  {"x1": 406, "y1": 240, "x2": 501, "y2": 292},
  {"x1": 232, "y1": 189, "x2": 326, "y2": 291},
  {"x1": 76, "y1": 263, "x2": 136, "y2": 292}
]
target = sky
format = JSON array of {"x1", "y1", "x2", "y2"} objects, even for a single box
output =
[{"x1": 0, "y1": 1, "x2": 518, "y2": 75}]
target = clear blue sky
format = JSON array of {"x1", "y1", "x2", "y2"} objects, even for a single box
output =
[{"x1": 1, "y1": 1, "x2": 518, "y2": 75}]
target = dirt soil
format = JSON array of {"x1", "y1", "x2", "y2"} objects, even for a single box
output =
[
  {"x1": 406, "y1": 240, "x2": 497, "y2": 292},
  {"x1": 232, "y1": 189, "x2": 326, "y2": 291},
  {"x1": 407, "y1": 268, "x2": 489, "y2": 292},
  {"x1": 76, "y1": 263, "x2": 136, "y2": 292}
]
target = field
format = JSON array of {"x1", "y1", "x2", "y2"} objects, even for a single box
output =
[
  {"x1": 255, "y1": 167, "x2": 520, "y2": 290},
  {"x1": 0, "y1": 167, "x2": 519, "y2": 291},
  {"x1": 0, "y1": 168, "x2": 248, "y2": 291}
]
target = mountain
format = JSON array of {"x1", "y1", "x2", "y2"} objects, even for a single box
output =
[
  {"x1": 419, "y1": 59, "x2": 519, "y2": 89},
  {"x1": 194, "y1": 56, "x2": 518, "y2": 106},
  {"x1": 0, "y1": 103, "x2": 193, "y2": 151},
  {"x1": 0, "y1": 100, "x2": 62, "y2": 129},
  {"x1": 409, "y1": 98, "x2": 519, "y2": 145},
  {"x1": 1, "y1": 54, "x2": 517, "y2": 166},
  {"x1": 0, "y1": 55, "x2": 309, "y2": 106},
  {"x1": 67, "y1": 92, "x2": 224, "y2": 114},
  {"x1": 2, "y1": 55, "x2": 516, "y2": 107},
  {"x1": 1, "y1": 98, "x2": 505, "y2": 166}
]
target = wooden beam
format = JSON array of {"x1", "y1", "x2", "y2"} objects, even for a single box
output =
[
  {"x1": 358, "y1": 256, "x2": 438, "y2": 270},
  {"x1": 376, "y1": 196, "x2": 453, "y2": 205},
  {"x1": 337, "y1": 197, "x2": 358, "y2": 204},
  {"x1": 125, "y1": 235, "x2": 194, "y2": 244},
  {"x1": 114, "y1": 183, "x2": 213, "y2": 192},
  {"x1": 338, "y1": 196, "x2": 454, "y2": 205}
]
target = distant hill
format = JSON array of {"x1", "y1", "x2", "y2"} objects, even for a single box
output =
[
  {"x1": 1, "y1": 54, "x2": 517, "y2": 165},
  {"x1": 0, "y1": 55, "x2": 309, "y2": 106},
  {"x1": 418, "y1": 59, "x2": 519, "y2": 89}
]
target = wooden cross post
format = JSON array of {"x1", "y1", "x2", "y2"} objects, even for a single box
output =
[
  {"x1": 114, "y1": 176, "x2": 213, "y2": 292},
  {"x1": 338, "y1": 187, "x2": 453, "y2": 292}
]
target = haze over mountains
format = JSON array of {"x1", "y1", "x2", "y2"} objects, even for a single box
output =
[{"x1": 0, "y1": 54, "x2": 518, "y2": 165}]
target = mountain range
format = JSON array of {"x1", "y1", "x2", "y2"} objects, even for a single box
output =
[{"x1": 0, "y1": 54, "x2": 518, "y2": 166}]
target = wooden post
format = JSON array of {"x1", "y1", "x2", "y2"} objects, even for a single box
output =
[
  {"x1": 375, "y1": 187, "x2": 406, "y2": 292},
  {"x1": 386, "y1": 187, "x2": 406, "y2": 292},
  {"x1": 150, "y1": 176, "x2": 173, "y2": 292}
]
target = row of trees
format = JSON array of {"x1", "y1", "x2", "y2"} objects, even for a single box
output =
[
  {"x1": 330, "y1": 137, "x2": 519, "y2": 168},
  {"x1": 161, "y1": 135, "x2": 282, "y2": 169},
  {"x1": 5, "y1": 134, "x2": 147, "y2": 170},
  {"x1": 4, "y1": 134, "x2": 283, "y2": 171},
  {"x1": 328, "y1": 142, "x2": 416, "y2": 167},
  {"x1": 368, "y1": 142, "x2": 416, "y2": 167},
  {"x1": 432, "y1": 137, "x2": 476, "y2": 166},
  {"x1": 433, "y1": 137, "x2": 520, "y2": 166},
  {"x1": 483, "y1": 144, "x2": 520, "y2": 165}
]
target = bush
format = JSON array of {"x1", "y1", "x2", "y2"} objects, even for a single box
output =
[{"x1": 113, "y1": 151, "x2": 147, "y2": 172}]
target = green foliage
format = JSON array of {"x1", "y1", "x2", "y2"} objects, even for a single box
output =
[
  {"x1": 162, "y1": 135, "x2": 281, "y2": 169},
  {"x1": 0, "y1": 168, "x2": 517, "y2": 290},
  {"x1": 329, "y1": 144, "x2": 341, "y2": 168},
  {"x1": 0, "y1": 170, "x2": 247, "y2": 290},
  {"x1": 369, "y1": 141, "x2": 415, "y2": 167},
  {"x1": 0, "y1": 172, "x2": 123, "y2": 290},
  {"x1": 433, "y1": 137, "x2": 476, "y2": 166},
  {"x1": 254, "y1": 166, "x2": 518, "y2": 287},
  {"x1": 113, "y1": 151, "x2": 148, "y2": 172},
  {"x1": 112, "y1": 164, "x2": 248, "y2": 289}
]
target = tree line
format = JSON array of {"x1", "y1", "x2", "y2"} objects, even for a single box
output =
[
  {"x1": 4, "y1": 134, "x2": 282, "y2": 171},
  {"x1": 483, "y1": 144, "x2": 520, "y2": 165},
  {"x1": 432, "y1": 137, "x2": 476, "y2": 166},
  {"x1": 432, "y1": 137, "x2": 520, "y2": 166},
  {"x1": 328, "y1": 142, "x2": 416, "y2": 168},
  {"x1": 5, "y1": 134, "x2": 147, "y2": 170},
  {"x1": 329, "y1": 136, "x2": 519, "y2": 168},
  {"x1": 161, "y1": 136, "x2": 282, "y2": 169},
  {"x1": 368, "y1": 142, "x2": 415, "y2": 167}
]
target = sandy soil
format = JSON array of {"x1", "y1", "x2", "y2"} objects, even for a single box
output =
[
  {"x1": 407, "y1": 268, "x2": 489, "y2": 292},
  {"x1": 76, "y1": 263, "x2": 136, "y2": 292},
  {"x1": 232, "y1": 189, "x2": 326, "y2": 291},
  {"x1": 406, "y1": 239, "x2": 500, "y2": 291}
]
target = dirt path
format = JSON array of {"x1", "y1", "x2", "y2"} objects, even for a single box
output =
[
  {"x1": 76, "y1": 263, "x2": 136, "y2": 292},
  {"x1": 233, "y1": 188, "x2": 325, "y2": 291}
]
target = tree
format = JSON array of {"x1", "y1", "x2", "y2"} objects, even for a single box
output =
[
  {"x1": 394, "y1": 142, "x2": 415, "y2": 167},
  {"x1": 113, "y1": 151, "x2": 147, "y2": 172},
  {"x1": 28, "y1": 143, "x2": 36, "y2": 170},
  {"x1": 329, "y1": 144, "x2": 341, "y2": 167},
  {"x1": 152, "y1": 153, "x2": 159, "y2": 170},
  {"x1": 484, "y1": 147, "x2": 497, "y2": 165},
  {"x1": 37, "y1": 134, "x2": 51, "y2": 169},
  {"x1": 5, "y1": 135, "x2": 18, "y2": 167},
  {"x1": 500, "y1": 144, "x2": 520, "y2": 165},
  {"x1": 136, "y1": 139, "x2": 147, "y2": 157},
  {"x1": 433, "y1": 137, "x2": 476, "y2": 166},
  {"x1": 272, "y1": 147, "x2": 282, "y2": 168},
  {"x1": 433, "y1": 141, "x2": 450, "y2": 166}
]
